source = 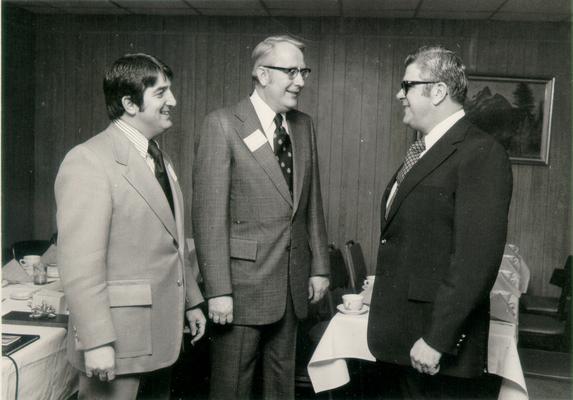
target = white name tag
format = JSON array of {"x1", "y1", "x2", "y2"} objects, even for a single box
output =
[
  {"x1": 243, "y1": 129, "x2": 268, "y2": 152},
  {"x1": 167, "y1": 163, "x2": 178, "y2": 182}
]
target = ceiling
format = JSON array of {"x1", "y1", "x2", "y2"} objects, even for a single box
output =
[{"x1": 4, "y1": 0, "x2": 571, "y2": 22}]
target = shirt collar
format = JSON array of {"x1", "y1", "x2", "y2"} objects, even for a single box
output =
[
  {"x1": 250, "y1": 89, "x2": 287, "y2": 133},
  {"x1": 114, "y1": 119, "x2": 151, "y2": 158},
  {"x1": 423, "y1": 109, "x2": 465, "y2": 151}
]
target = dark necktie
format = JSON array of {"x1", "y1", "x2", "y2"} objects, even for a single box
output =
[
  {"x1": 273, "y1": 113, "x2": 293, "y2": 194},
  {"x1": 147, "y1": 139, "x2": 175, "y2": 215},
  {"x1": 385, "y1": 138, "x2": 426, "y2": 218}
]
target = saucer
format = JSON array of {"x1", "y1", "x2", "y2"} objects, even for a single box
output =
[
  {"x1": 337, "y1": 304, "x2": 369, "y2": 315},
  {"x1": 10, "y1": 289, "x2": 37, "y2": 300}
]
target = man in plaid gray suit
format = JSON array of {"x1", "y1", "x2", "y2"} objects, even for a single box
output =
[{"x1": 192, "y1": 35, "x2": 330, "y2": 400}]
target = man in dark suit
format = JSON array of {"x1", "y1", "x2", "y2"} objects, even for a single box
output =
[
  {"x1": 192, "y1": 35, "x2": 330, "y2": 400},
  {"x1": 367, "y1": 46, "x2": 513, "y2": 398}
]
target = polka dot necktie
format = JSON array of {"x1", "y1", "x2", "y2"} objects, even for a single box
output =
[
  {"x1": 396, "y1": 138, "x2": 426, "y2": 185},
  {"x1": 273, "y1": 113, "x2": 293, "y2": 195}
]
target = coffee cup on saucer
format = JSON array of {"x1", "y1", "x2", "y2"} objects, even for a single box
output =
[{"x1": 342, "y1": 294, "x2": 364, "y2": 311}]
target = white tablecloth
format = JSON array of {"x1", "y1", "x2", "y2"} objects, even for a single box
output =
[
  {"x1": 308, "y1": 245, "x2": 530, "y2": 399},
  {"x1": 2, "y1": 284, "x2": 78, "y2": 400},
  {"x1": 307, "y1": 313, "x2": 528, "y2": 400}
]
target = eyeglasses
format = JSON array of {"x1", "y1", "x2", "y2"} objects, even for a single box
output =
[
  {"x1": 400, "y1": 80, "x2": 439, "y2": 94},
  {"x1": 262, "y1": 66, "x2": 312, "y2": 80}
]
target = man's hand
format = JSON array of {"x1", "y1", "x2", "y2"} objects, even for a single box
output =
[
  {"x1": 84, "y1": 345, "x2": 116, "y2": 381},
  {"x1": 208, "y1": 296, "x2": 233, "y2": 325},
  {"x1": 308, "y1": 276, "x2": 329, "y2": 303},
  {"x1": 186, "y1": 307, "x2": 207, "y2": 345},
  {"x1": 410, "y1": 338, "x2": 442, "y2": 375}
]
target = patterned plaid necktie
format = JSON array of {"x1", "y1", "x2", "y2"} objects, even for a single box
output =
[
  {"x1": 385, "y1": 138, "x2": 426, "y2": 218},
  {"x1": 273, "y1": 113, "x2": 293, "y2": 194},
  {"x1": 396, "y1": 138, "x2": 426, "y2": 185},
  {"x1": 147, "y1": 139, "x2": 175, "y2": 215}
]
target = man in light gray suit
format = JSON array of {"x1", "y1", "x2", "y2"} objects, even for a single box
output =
[
  {"x1": 192, "y1": 35, "x2": 330, "y2": 400},
  {"x1": 56, "y1": 54, "x2": 205, "y2": 399}
]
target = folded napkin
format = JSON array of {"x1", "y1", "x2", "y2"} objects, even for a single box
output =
[
  {"x1": 490, "y1": 292, "x2": 518, "y2": 323},
  {"x1": 2, "y1": 259, "x2": 33, "y2": 283},
  {"x1": 41, "y1": 244, "x2": 57, "y2": 265},
  {"x1": 502, "y1": 244, "x2": 530, "y2": 293}
]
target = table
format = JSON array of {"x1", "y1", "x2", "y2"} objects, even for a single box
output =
[
  {"x1": 308, "y1": 313, "x2": 527, "y2": 399},
  {"x1": 2, "y1": 283, "x2": 78, "y2": 400},
  {"x1": 308, "y1": 245, "x2": 530, "y2": 400}
]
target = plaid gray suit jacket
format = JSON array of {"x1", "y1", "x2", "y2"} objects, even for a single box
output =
[{"x1": 192, "y1": 97, "x2": 330, "y2": 325}]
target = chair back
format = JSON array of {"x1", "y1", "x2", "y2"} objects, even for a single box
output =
[
  {"x1": 343, "y1": 240, "x2": 368, "y2": 293},
  {"x1": 11, "y1": 240, "x2": 51, "y2": 261},
  {"x1": 553, "y1": 256, "x2": 572, "y2": 321},
  {"x1": 329, "y1": 244, "x2": 348, "y2": 290}
]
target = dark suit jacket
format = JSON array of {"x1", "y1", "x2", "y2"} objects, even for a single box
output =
[
  {"x1": 192, "y1": 97, "x2": 330, "y2": 325},
  {"x1": 367, "y1": 116, "x2": 513, "y2": 378}
]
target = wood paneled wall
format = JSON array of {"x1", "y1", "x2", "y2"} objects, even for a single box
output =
[
  {"x1": 7, "y1": 13, "x2": 571, "y2": 296},
  {"x1": 2, "y1": 7, "x2": 36, "y2": 257}
]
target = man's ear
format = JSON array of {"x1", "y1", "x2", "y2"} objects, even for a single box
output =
[
  {"x1": 255, "y1": 67, "x2": 269, "y2": 86},
  {"x1": 121, "y1": 96, "x2": 139, "y2": 116},
  {"x1": 431, "y1": 82, "x2": 448, "y2": 106}
]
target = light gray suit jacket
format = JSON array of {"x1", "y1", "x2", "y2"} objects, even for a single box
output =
[
  {"x1": 192, "y1": 97, "x2": 329, "y2": 325},
  {"x1": 55, "y1": 123, "x2": 203, "y2": 375}
]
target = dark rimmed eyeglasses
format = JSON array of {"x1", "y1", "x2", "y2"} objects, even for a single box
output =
[
  {"x1": 262, "y1": 66, "x2": 312, "y2": 80},
  {"x1": 400, "y1": 80, "x2": 439, "y2": 94}
]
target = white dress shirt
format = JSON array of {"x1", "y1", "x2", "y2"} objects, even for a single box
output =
[
  {"x1": 114, "y1": 119, "x2": 157, "y2": 174},
  {"x1": 250, "y1": 89, "x2": 290, "y2": 151}
]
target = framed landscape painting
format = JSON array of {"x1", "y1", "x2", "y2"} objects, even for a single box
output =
[{"x1": 465, "y1": 75, "x2": 555, "y2": 165}]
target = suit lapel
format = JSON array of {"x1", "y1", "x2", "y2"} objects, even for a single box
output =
[
  {"x1": 287, "y1": 112, "x2": 304, "y2": 215},
  {"x1": 234, "y1": 98, "x2": 293, "y2": 207},
  {"x1": 385, "y1": 118, "x2": 469, "y2": 225},
  {"x1": 380, "y1": 169, "x2": 399, "y2": 230},
  {"x1": 164, "y1": 154, "x2": 186, "y2": 248},
  {"x1": 109, "y1": 126, "x2": 178, "y2": 240}
]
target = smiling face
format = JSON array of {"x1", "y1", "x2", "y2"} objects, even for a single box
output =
[
  {"x1": 396, "y1": 62, "x2": 435, "y2": 134},
  {"x1": 257, "y1": 42, "x2": 306, "y2": 113},
  {"x1": 132, "y1": 73, "x2": 177, "y2": 139}
]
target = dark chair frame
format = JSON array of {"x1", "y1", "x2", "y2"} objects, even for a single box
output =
[
  {"x1": 295, "y1": 244, "x2": 350, "y2": 399},
  {"x1": 342, "y1": 240, "x2": 369, "y2": 293},
  {"x1": 521, "y1": 256, "x2": 572, "y2": 317},
  {"x1": 10, "y1": 240, "x2": 52, "y2": 261},
  {"x1": 518, "y1": 256, "x2": 572, "y2": 352}
]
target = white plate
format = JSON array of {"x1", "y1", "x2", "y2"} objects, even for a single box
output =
[
  {"x1": 10, "y1": 289, "x2": 36, "y2": 300},
  {"x1": 337, "y1": 304, "x2": 369, "y2": 315}
]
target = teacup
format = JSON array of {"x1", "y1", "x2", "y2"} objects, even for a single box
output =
[
  {"x1": 342, "y1": 294, "x2": 364, "y2": 311},
  {"x1": 19, "y1": 255, "x2": 42, "y2": 275},
  {"x1": 362, "y1": 275, "x2": 376, "y2": 290}
]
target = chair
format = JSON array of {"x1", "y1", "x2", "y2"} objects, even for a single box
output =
[
  {"x1": 295, "y1": 244, "x2": 350, "y2": 398},
  {"x1": 342, "y1": 240, "x2": 369, "y2": 293},
  {"x1": 519, "y1": 348, "x2": 572, "y2": 381},
  {"x1": 518, "y1": 256, "x2": 572, "y2": 351},
  {"x1": 521, "y1": 256, "x2": 572, "y2": 316},
  {"x1": 10, "y1": 240, "x2": 52, "y2": 261}
]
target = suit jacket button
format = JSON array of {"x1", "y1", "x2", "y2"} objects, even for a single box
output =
[
  {"x1": 381, "y1": 239, "x2": 387, "y2": 244},
  {"x1": 177, "y1": 280, "x2": 183, "y2": 287},
  {"x1": 286, "y1": 245, "x2": 291, "y2": 251}
]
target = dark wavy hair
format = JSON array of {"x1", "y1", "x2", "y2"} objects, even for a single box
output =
[{"x1": 103, "y1": 53, "x2": 173, "y2": 120}]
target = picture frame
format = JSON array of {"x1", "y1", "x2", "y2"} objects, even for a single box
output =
[{"x1": 465, "y1": 75, "x2": 555, "y2": 165}]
